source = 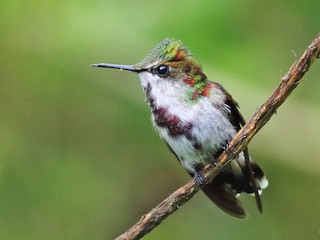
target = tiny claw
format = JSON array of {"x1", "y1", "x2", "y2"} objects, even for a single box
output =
[{"x1": 194, "y1": 172, "x2": 204, "y2": 185}]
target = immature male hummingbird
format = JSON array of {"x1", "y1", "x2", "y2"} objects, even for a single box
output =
[{"x1": 91, "y1": 38, "x2": 268, "y2": 218}]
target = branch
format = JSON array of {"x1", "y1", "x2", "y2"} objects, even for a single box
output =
[{"x1": 115, "y1": 33, "x2": 320, "y2": 240}]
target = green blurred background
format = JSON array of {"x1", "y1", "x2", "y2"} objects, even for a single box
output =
[{"x1": 1, "y1": 0, "x2": 320, "y2": 239}]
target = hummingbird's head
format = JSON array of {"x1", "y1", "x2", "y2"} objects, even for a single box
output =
[
  {"x1": 91, "y1": 38, "x2": 207, "y2": 86},
  {"x1": 133, "y1": 38, "x2": 207, "y2": 84}
]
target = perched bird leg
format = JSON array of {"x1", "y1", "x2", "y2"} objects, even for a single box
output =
[{"x1": 193, "y1": 171, "x2": 204, "y2": 186}]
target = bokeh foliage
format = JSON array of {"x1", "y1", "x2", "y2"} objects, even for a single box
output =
[{"x1": 1, "y1": 0, "x2": 320, "y2": 239}]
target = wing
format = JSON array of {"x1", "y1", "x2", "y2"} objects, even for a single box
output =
[
  {"x1": 217, "y1": 83, "x2": 246, "y2": 130},
  {"x1": 202, "y1": 82, "x2": 265, "y2": 216}
]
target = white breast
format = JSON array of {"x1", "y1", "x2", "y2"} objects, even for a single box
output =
[{"x1": 138, "y1": 72, "x2": 237, "y2": 173}]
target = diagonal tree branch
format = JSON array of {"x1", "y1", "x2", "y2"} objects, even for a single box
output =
[{"x1": 115, "y1": 33, "x2": 320, "y2": 240}]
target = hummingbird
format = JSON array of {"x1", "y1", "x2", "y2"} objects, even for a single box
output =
[{"x1": 91, "y1": 38, "x2": 268, "y2": 218}]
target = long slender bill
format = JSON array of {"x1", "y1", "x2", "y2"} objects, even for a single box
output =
[{"x1": 90, "y1": 63, "x2": 139, "y2": 72}]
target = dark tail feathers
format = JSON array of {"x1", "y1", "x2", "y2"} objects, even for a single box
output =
[{"x1": 202, "y1": 157, "x2": 268, "y2": 218}]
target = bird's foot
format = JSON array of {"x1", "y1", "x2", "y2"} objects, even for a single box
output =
[{"x1": 194, "y1": 171, "x2": 204, "y2": 186}]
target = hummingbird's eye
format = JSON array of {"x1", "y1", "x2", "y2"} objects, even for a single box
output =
[{"x1": 154, "y1": 65, "x2": 170, "y2": 78}]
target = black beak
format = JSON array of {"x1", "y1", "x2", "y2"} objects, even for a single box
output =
[{"x1": 90, "y1": 63, "x2": 141, "y2": 73}]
